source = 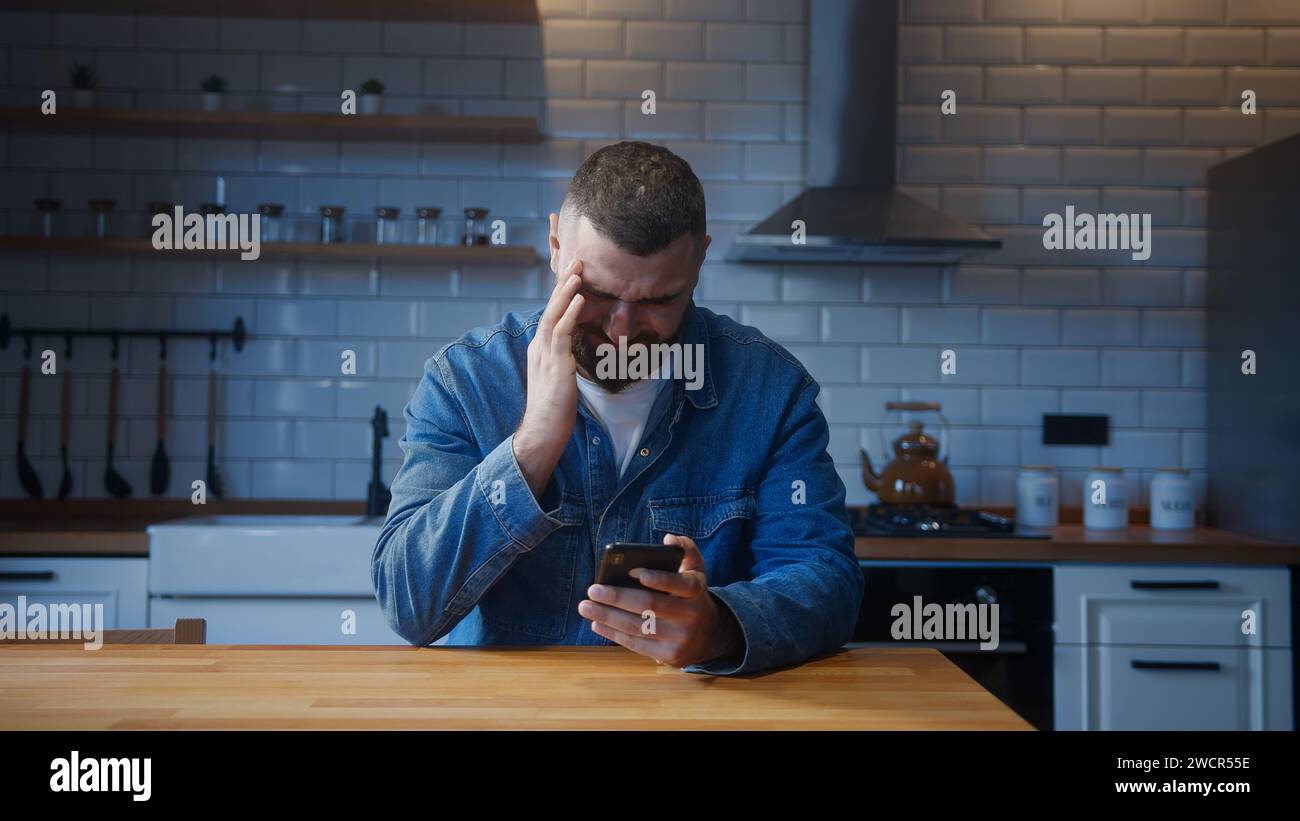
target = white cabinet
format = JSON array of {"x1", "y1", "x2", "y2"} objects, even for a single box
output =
[
  {"x1": 1055, "y1": 564, "x2": 1293, "y2": 730},
  {"x1": 149, "y1": 598, "x2": 403, "y2": 645},
  {"x1": 0, "y1": 557, "x2": 149, "y2": 629},
  {"x1": 147, "y1": 515, "x2": 409, "y2": 645}
]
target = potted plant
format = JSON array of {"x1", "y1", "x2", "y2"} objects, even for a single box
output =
[
  {"x1": 359, "y1": 78, "x2": 384, "y2": 115},
  {"x1": 69, "y1": 64, "x2": 96, "y2": 109},
  {"x1": 200, "y1": 74, "x2": 227, "y2": 112}
]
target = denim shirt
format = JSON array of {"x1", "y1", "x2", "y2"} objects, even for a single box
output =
[{"x1": 371, "y1": 303, "x2": 864, "y2": 675}]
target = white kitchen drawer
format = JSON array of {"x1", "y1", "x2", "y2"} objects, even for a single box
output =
[
  {"x1": 1055, "y1": 645, "x2": 1293, "y2": 731},
  {"x1": 1055, "y1": 564, "x2": 1290, "y2": 648},
  {"x1": 149, "y1": 597, "x2": 417, "y2": 645},
  {"x1": 0, "y1": 557, "x2": 149, "y2": 629}
]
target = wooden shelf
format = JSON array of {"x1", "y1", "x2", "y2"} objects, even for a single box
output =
[
  {"x1": 0, "y1": 0, "x2": 539, "y2": 22},
  {"x1": 0, "y1": 236, "x2": 541, "y2": 265},
  {"x1": 0, "y1": 107, "x2": 542, "y2": 143}
]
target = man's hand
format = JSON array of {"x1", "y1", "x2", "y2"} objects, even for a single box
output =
[
  {"x1": 578, "y1": 534, "x2": 744, "y2": 669},
  {"x1": 513, "y1": 260, "x2": 584, "y2": 499}
]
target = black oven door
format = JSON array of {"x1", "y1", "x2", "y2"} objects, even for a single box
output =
[{"x1": 850, "y1": 563, "x2": 1055, "y2": 730}]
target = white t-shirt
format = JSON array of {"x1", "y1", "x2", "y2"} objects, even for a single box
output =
[{"x1": 576, "y1": 372, "x2": 666, "y2": 478}]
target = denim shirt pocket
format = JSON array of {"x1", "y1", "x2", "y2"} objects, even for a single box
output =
[
  {"x1": 479, "y1": 490, "x2": 585, "y2": 640},
  {"x1": 648, "y1": 487, "x2": 756, "y2": 549}
]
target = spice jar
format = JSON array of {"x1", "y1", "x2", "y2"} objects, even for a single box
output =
[
  {"x1": 1083, "y1": 467, "x2": 1128, "y2": 530},
  {"x1": 415, "y1": 207, "x2": 441, "y2": 245},
  {"x1": 257, "y1": 203, "x2": 284, "y2": 242},
  {"x1": 1150, "y1": 468, "x2": 1195, "y2": 530},
  {"x1": 320, "y1": 205, "x2": 346, "y2": 244},
  {"x1": 463, "y1": 207, "x2": 489, "y2": 246},
  {"x1": 88, "y1": 198, "x2": 115, "y2": 239},
  {"x1": 33, "y1": 198, "x2": 62, "y2": 238},
  {"x1": 1015, "y1": 465, "x2": 1058, "y2": 528},
  {"x1": 374, "y1": 206, "x2": 400, "y2": 245}
]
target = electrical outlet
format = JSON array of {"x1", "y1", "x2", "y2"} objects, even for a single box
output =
[{"x1": 1042, "y1": 414, "x2": 1108, "y2": 446}]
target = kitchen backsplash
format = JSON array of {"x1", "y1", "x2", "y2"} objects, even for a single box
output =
[{"x1": 1, "y1": 0, "x2": 1298, "y2": 507}]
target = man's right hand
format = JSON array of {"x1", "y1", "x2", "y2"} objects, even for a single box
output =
[{"x1": 513, "y1": 259, "x2": 585, "y2": 499}]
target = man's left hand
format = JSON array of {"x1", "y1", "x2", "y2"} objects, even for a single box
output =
[{"x1": 578, "y1": 533, "x2": 743, "y2": 668}]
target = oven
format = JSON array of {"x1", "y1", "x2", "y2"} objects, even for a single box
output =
[{"x1": 849, "y1": 562, "x2": 1055, "y2": 730}]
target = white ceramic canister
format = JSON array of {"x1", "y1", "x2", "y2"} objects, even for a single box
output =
[
  {"x1": 1150, "y1": 467, "x2": 1196, "y2": 530},
  {"x1": 1016, "y1": 465, "x2": 1059, "y2": 528},
  {"x1": 1083, "y1": 467, "x2": 1128, "y2": 529}
]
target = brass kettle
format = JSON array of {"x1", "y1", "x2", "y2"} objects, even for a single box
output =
[{"x1": 861, "y1": 402, "x2": 955, "y2": 507}]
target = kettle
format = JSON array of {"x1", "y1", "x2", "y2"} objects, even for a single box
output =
[{"x1": 861, "y1": 401, "x2": 955, "y2": 507}]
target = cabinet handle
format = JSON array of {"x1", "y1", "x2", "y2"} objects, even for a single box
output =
[
  {"x1": 1130, "y1": 580, "x2": 1220, "y2": 590},
  {"x1": 0, "y1": 571, "x2": 56, "y2": 581},
  {"x1": 1131, "y1": 660, "x2": 1221, "y2": 672}
]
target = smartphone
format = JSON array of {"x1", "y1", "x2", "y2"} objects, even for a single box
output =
[{"x1": 595, "y1": 542, "x2": 684, "y2": 589}]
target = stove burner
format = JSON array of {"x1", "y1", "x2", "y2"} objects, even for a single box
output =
[{"x1": 849, "y1": 504, "x2": 1045, "y2": 538}]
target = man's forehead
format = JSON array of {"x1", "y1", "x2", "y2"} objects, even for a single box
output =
[{"x1": 561, "y1": 215, "x2": 696, "y2": 291}]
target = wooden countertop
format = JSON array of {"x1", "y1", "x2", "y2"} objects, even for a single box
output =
[
  {"x1": 854, "y1": 525, "x2": 1300, "y2": 565},
  {"x1": 0, "y1": 644, "x2": 1031, "y2": 730}
]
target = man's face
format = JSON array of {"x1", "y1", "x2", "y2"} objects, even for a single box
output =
[{"x1": 550, "y1": 212, "x2": 709, "y2": 392}]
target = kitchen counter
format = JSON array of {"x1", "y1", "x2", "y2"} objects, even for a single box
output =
[
  {"x1": 0, "y1": 644, "x2": 1031, "y2": 730},
  {"x1": 855, "y1": 525, "x2": 1300, "y2": 565}
]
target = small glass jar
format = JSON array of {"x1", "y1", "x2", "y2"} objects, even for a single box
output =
[
  {"x1": 463, "y1": 207, "x2": 489, "y2": 246},
  {"x1": 415, "y1": 207, "x2": 441, "y2": 245},
  {"x1": 320, "y1": 205, "x2": 346, "y2": 244},
  {"x1": 1015, "y1": 465, "x2": 1058, "y2": 529},
  {"x1": 374, "y1": 206, "x2": 400, "y2": 245},
  {"x1": 199, "y1": 203, "x2": 225, "y2": 246},
  {"x1": 1083, "y1": 467, "x2": 1128, "y2": 530},
  {"x1": 88, "y1": 198, "x2": 115, "y2": 239},
  {"x1": 1150, "y1": 468, "x2": 1195, "y2": 530},
  {"x1": 257, "y1": 203, "x2": 284, "y2": 242},
  {"x1": 33, "y1": 198, "x2": 62, "y2": 238}
]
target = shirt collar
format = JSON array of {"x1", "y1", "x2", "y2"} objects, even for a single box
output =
[{"x1": 677, "y1": 301, "x2": 718, "y2": 410}]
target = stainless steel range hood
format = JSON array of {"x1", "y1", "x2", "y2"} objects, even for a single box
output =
[{"x1": 728, "y1": 0, "x2": 1000, "y2": 265}]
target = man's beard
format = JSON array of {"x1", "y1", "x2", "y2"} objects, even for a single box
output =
[{"x1": 572, "y1": 325, "x2": 674, "y2": 393}]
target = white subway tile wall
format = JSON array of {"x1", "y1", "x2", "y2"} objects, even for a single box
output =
[{"x1": 2, "y1": 0, "x2": 1295, "y2": 505}]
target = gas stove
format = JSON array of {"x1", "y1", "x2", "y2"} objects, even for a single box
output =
[{"x1": 848, "y1": 505, "x2": 1050, "y2": 539}]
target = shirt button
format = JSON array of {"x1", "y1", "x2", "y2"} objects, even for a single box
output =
[
  {"x1": 592, "y1": 436, "x2": 600, "y2": 445},
  {"x1": 639, "y1": 448, "x2": 650, "y2": 457}
]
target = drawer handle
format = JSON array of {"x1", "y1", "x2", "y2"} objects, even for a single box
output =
[
  {"x1": 1131, "y1": 660, "x2": 1221, "y2": 672},
  {"x1": 0, "y1": 571, "x2": 56, "y2": 581},
  {"x1": 1130, "y1": 580, "x2": 1220, "y2": 590}
]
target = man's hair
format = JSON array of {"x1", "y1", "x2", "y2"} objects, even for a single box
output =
[{"x1": 560, "y1": 141, "x2": 706, "y2": 257}]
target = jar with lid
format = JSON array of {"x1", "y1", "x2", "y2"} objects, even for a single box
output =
[
  {"x1": 257, "y1": 203, "x2": 284, "y2": 242},
  {"x1": 415, "y1": 207, "x2": 441, "y2": 245},
  {"x1": 463, "y1": 207, "x2": 489, "y2": 246},
  {"x1": 33, "y1": 198, "x2": 62, "y2": 238},
  {"x1": 1016, "y1": 465, "x2": 1058, "y2": 528},
  {"x1": 88, "y1": 198, "x2": 115, "y2": 239},
  {"x1": 374, "y1": 206, "x2": 400, "y2": 245},
  {"x1": 1150, "y1": 468, "x2": 1195, "y2": 530},
  {"x1": 320, "y1": 205, "x2": 346, "y2": 244},
  {"x1": 1083, "y1": 467, "x2": 1128, "y2": 530}
]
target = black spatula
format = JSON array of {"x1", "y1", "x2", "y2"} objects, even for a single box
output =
[
  {"x1": 16, "y1": 364, "x2": 44, "y2": 500},
  {"x1": 149, "y1": 358, "x2": 169, "y2": 495},
  {"x1": 103, "y1": 364, "x2": 133, "y2": 499},
  {"x1": 57, "y1": 366, "x2": 72, "y2": 500},
  {"x1": 205, "y1": 365, "x2": 224, "y2": 500}
]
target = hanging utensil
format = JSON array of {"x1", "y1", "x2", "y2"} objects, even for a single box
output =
[
  {"x1": 205, "y1": 351, "x2": 225, "y2": 499},
  {"x1": 16, "y1": 358, "x2": 44, "y2": 500},
  {"x1": 57, "y1": 359, "x2": 73, "y2": 500},
  {"x1": 149, "y1": 340, "x2": 170, "y2": 496},
  {"x1": 103, "y1": 348, "x2": 133, "y2": 499}
]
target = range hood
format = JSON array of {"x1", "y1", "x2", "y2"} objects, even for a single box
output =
[{"x1": 728, "y1": 0, "x2": 1000, "y2": 265}]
